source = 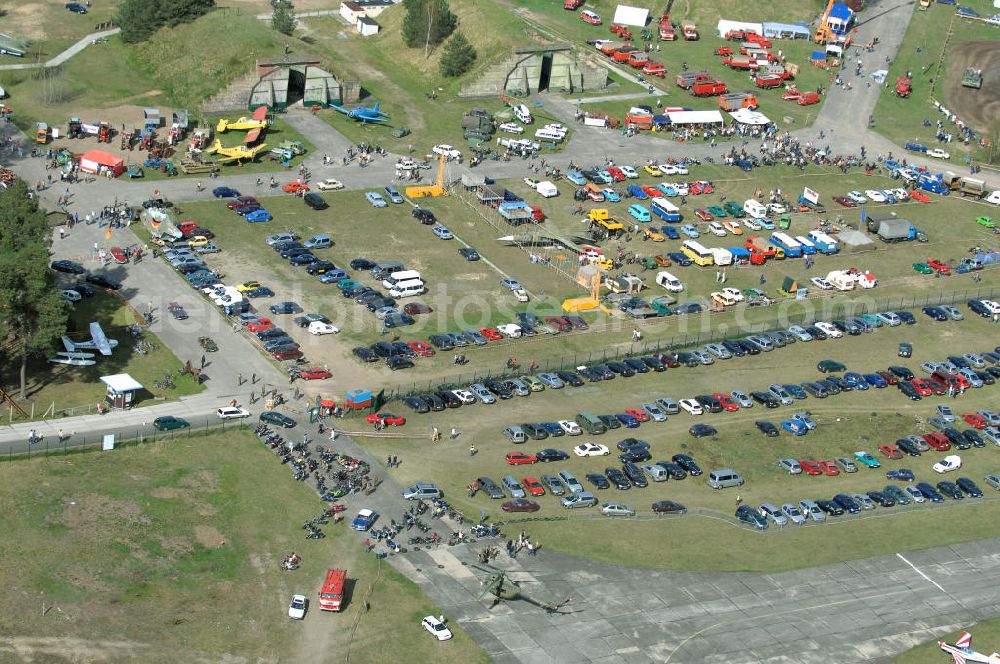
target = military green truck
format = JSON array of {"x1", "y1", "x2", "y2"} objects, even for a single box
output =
[{"x1": 961, "y1": 67, "x2": 982, "y2": 89}]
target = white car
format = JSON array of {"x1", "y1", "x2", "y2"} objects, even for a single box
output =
[
  {"x1": 62, "y1": 289, "x2": 82, "y2": 303},
  {"x1": 979, "y1": 300, "x2": 1000, "y2": 315},
  {"x1": 742, "y1": 218, "x2": 762, "y2": 231},
  {"x1": 678, "y1": 398, "x2": 703, "y2": 415},
  {"x1": 721, "y1": 287, "x2": 744, "y2": 302},
  {"x1": 558, "y1": 419, "x2": 582, "y2": 436},
  {"x1": 986, "y1": 190, "x2": 1000, "y2": 205},
  {"x1": 659, "y1": 164, "x2": 681, "y2": 175},
  {"x1": 499, "y1": 122, "x2": 524, "y2": 134},
  {"x1": 799, "y1": 499, "x2": 825, "y2": 522},
  {"x1": 432, "y1": 144, "x2": 461, "y2": 159},
  {"x1": 523, "y1": 177, "x2": 539, "y2": 189},
  {"x1": 672, "y1": 182, "x2": 689, "y2": 196},
  {"x1": 316, "y1": 178, "x2": 344, "y2": 191},
  {"x1": 810, "y1": 277, "x2": 833, "y2": 290},
  {"x1": 864, "y1": 190, "x2": 887, "y2": 203},
  {"x1": 450, "y1": 389, "x2": 477, "y2": 404},
  {"x1": 421, "y1": 615, "x2": 453, "y2": 641},
  {"x1": 814, "y1": 321, "x2": 843, "y2": 338},
  {"x1": 933, "y1": 455, "x2": 962, "y2": 473},
  {"x1": 620, "y1": 166, "x2": 639, "y2": 178},
  {"x1": 890, "y1": 188, "x2": 910, "y2": 201},
  {"x1": 574, "y1": 442, "x2": 610, "y2": 457},
  {"x1": 767, "y1": 203, "x2": 788, "y2": 214},
  {"x1": 846, "y1": 191, "x2": 867, "y2": 204},
  {"x1": 926, "y1": 148, "x2": 950, "y2": 159},
  {"x1": 217, "y1": 406, "x2": 250, "y2": 419},
  {"x1": 288, "y1": 594, "x2": 307, "y2": 619},
  {"x1": 708, "y1": 222, "x2": 727, "y2": 237},
  {"x1": 309, "y1": 321, "x2": 340, "y2": 335},
  {"x1": 512, "y1": 288, "x2": 529, "y2": 303},
  {"x1": 497, "y1": 323, "x2": 522, "y2": 338}
]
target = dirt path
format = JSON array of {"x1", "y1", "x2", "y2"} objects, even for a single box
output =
[{"x1": 942, "y1": 40, "x2": 1000, "y2": 133}]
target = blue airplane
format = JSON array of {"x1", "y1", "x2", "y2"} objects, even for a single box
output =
[{"x1": 328, "y1": 101, "x2": 390, "y2": 125}]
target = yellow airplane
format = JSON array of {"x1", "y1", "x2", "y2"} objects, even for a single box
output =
[
  {"x1": 216, "y1": 107, "x2": 269, "y2": 133},
  {"x1": 204, "y1": 139, "x2": 268, "y2": 163}
]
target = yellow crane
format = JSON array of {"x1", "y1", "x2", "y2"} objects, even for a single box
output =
[{"x1": 405, "y1": 154, "x2": 447, "y2": 198}]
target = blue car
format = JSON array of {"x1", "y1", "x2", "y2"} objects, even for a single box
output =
[
  {"x1": 667, "y1": 251, "x2": 692, "y2": 266},
  {"x1": 212, "y1": 186, "x2": 239, "y2": 198},
  {"x1": 791, "y1": 412, "x2": 817, "y2": 430},
  {"x1": 886, "y1": 468, "x2": 915, "y2": 481},
  {"x1": 657, "y1": 183, "x2": 678, "y2": 197},
  {"x1": 603, "y1": 188, "x2": 621, "y2": 202},
  {"x1": 783, "y1": 383, "x2": 808, "y2": 399},
  {"x1": 626, "y1": 184, "x2": 648, "y2": 200},
  {"x1": 351, "y1": 508, "x2": 378, "y2": 531},
  {"x1": 863, "y1": 373, "x2": 887, "y2": 388},
  {"x1": 842, "y1": 372, "x2": 869, "y2": 390},
  {"x1": 680, "y1": 224, "x2": 700, "y2": 238},
  {"x1": 853, "y1": 451, "x2": 881, "y2": 468},
  {"x1": 566, "y1": 171, "x2": 587, "y2": 186},
  {"x1": 781, "y1": 419, "x2": 808, "y2": 436},
  {"x1": 540, "y1": 422, "x2": 566, "y2": 437},
  {"x1": 245, "y1": 209, "x2": 272, "y2": 223},
  {"x1": 615, "y1": 412, "x2": 641, "y2": 428},
  {"x1": 628, "y1": 204, "x2": 651, "y2": 222},
  {"x1": 365, "y1": 192, "x2": 388, "y2": 208},
  {"x1": 661, "y1": 225, "x2": 680, "y2": 239},
  {"x1": 758, "y1": 217, "x2": 776, "y2": 231},
  {"x1": 596, "y1": 170, "x2": 614, "y2": 184}
]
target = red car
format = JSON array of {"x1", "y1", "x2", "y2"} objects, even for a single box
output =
[
  {"x1": 908, "y1": 189, "x2": 930, "y2": 203},
  {"x1": 712, "y1": 392, "x2": 739, "y2": 412},
  {"x1": 695, "y1": 180, "x2": 714, "y2": 194},
  {"x1": 298, "y1": 367, "x2": 332, "y2": 380},
  {"x1": 506, "y1": 452, "x2": 537, "y2": 465},
  {"x1": 273, "y1": 348, "x2": 303, "y2": 360},
  {"x1": 479, "y1": 327, "x2": 503, "y2": 341},
  {"x1": 607, "y1": 167, "x2": 626, "y2": 181},
  {"x1": 922, "y1": 433, "x2": 951, "y2": 451},
  {"x1": 283, "y1": 181, "x2": 310, "y2": 193},
  {"x1": 926, "y1": 259, "x2": 951, "y2": 275},
  {"x1": 248, "y1": 318, "x2": 273, "y2": 333},
  {"x1": 910, "y1": 379, "x2": 933, "y2": 396},
  {"x1": 367, "y1": 412, "x2": 405, "y2": 427},
  {"x1": 693, "y1": 208, "x2": 713, "y2": 222},
  {"x1": 877, "y1": 370, "x2": 899, "y2": 385},
  {"x1": 878, "y1": 443, "x2": 903, "y2": 459},
  {"x1": 625, "y1": 407, "x2": 651, "y2": 422},
  {"x1": 832, "y1": 195, "x2": 856, "y2": 208},
  {"x1": 522, "y1": 476, "x2": 545, "y2": 496},
  {"x1": 545, "y1": 316, "x2": 573, "y2": 332},
  {"x1": 963, "y1": 413, "x2": 987, "y2": 429},
  {"x1": 643, "y1": 185, "x2": 661, "y2": 197},
  {"x1": 226, "y1": 196, "x2": 257, "y2": 209},
  {"x1": 818, "y1": 459, "x2": 840, "y2": 476},
  {"x1": 502, "y1": 499, "x2": 540, "y2": 513},
  {"x1": 110, "y1": 246, "x2": 129, "y2": 264},
  {"x1": 799, "y1": 459, "x2": 823, "y2": 476},
  {"x1": 403, "y1": 302, "x2": 433, "y2": 315},
  {"x1": 406, "y1": 340, "x2": 435, "y2": 357},
  {"x1": 178, "y1": 221, "x2": 200, "y2": 233}
]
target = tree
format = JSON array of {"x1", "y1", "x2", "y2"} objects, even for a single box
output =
[
  {"x1": 439, "y1": 32, "x2": 476, "y2": 77},
  {"x1": 401, "y1": 0, "x2": 457, "y2": 52},
  {"x1": 272, "y1": 5, "x2": 297, "y2": 36},
  {"x1": 0, "y1": 181, "x2": 68, "y2": 399},
  {"x1": 116, "y1": 0, "x2": 215, "y2": 43}
]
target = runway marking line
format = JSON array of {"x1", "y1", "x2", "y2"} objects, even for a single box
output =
[{"x1": 896, "y1": 553, "x2": 947, "y2": 593}]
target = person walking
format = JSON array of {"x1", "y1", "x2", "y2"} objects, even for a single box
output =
[{"x1": 451, "y1": 427, "x2": 459, "y2": 440}]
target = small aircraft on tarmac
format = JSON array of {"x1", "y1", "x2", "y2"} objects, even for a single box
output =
[
  {"x1": 939, "y1": 631, "x2": 1000, "y2": 664},
  {"x1": 53, "y1": 322, "x2": 118, "y2": 363},
  {"x1": 328, "y1": 101, "x2": 389, "y2": 125}
]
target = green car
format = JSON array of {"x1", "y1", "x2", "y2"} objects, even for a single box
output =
[
  {"x1": 153, "y1": 416, "x2": 190, "y2": 431},
  {"x1": 260, "y1": 411, "x2": 296, "y2": 428},
  {"x1": 817, "y1": 359, "x2": 847, "y2": 373},
  {"x1": 859, "y1": 313, "x2": 882, "y2": 328},
  {"x1": 723, "y1": 201, "x2": 745, "y2": 218},
  {"x1": 912, "y1": 262, "x2": 933, "y2": 274},
  {"x1": 649, "y1": 296, "x2": 673, "y2": 316},
  {"x1": 976, "y1": 216, "x2": 995, "y2": 228},
  {"x1": 706, "y1": 205, "x2": 727, "y2": 218}
]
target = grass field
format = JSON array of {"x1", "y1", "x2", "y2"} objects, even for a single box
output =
[
  {"x1": 356, "y1": 315, "x2": 1000, "y2": 572},
  {"x1": 0, "y1": 0, "x2": 122, "y2": 58},
  {"x1": 894, "y1": 620, "x2": 1000, "y2": 663},
  {"x1": 0, "y1": 428, "x2": 488, "y2": 663},
  {"x1": 0, "y1": 291, "x2": 203, "y2": 422}
]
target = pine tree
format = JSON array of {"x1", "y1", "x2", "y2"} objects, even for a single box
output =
[
  {"x1": 116, "y1": 0, "x2": 216, "y2": 43},
  {"x1": 401, "y1": 0, "x2": 457, "y2": 51},
  {"x1": 272, "y1": 5, "x2": 297, "y2": 36},
  {"x1": 439, "y1": 32, "x2": 476, "y2": 77}
]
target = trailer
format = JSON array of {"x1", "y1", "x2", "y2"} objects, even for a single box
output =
[
  {"x1": 723, "y1": 55, "x2": 753, "y2": 70},
  {"x1": 754, "y1": 74, "x2": 783, "y2": 89}
]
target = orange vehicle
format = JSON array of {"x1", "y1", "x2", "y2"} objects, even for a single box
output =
[
  {"x1": 628, "y1": 52, "x2": 649, "y2": 68},
  {"x1": 613, "y1": 47, "x2": 639, "y2": 63},
  {"x1": 319, "y1": 569, "x2": 347, "y2": 611},
  {"x1": 643, "y1": 62, "x2": 666, "y2": 77}
]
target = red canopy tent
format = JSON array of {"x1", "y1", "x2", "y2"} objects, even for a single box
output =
[{"x1": 79, "y1": 149, "x2": 124, "y2": 176}]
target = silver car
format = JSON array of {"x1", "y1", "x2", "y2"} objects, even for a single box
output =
[
  {"x1": 834, "y1": 456, "x2": 858, "y2": 473},
  {"x1": 799, "y1": 499, "x2": 825, "y2": 522},
  {"x1": 502, "y1": 475, "x2": 525, "y2": 499},
  {"x1": 508, "y1": 379, "x2": 530, "y2": 397},
  {"x1": 985, "y1": 474, "x2": 1000, "y2": 491},
  {"x1": 655, "y1": 398, "x2": 680, "y2": 415},
  {"x1": 941, "y1": 305, "x2": 963, "y2": 321},
  {"x1": 767, "y1": 384, "x2": 794, "y2": 406},
  {"x1": 600, "y1": 502, "x2": 635, "y2": 517},
  {"x1": 780, "y1": 503, "x2": 806, "y2": 525},
  {"x1": 981, "y1": 427, "x2": 1000, "y2": 446},
  {"x1": 927, "y1": 416, "x2": 951, "y2": 431},
  {"x1": 962, "y1": 353, "x2": 985, "y2": 368},
  {"x1": 469, "y1": 384, "x2": 496, "y2": 404},
  {"x1": 462, "y1": 329, "x2": 488, "y2": 346},
  {"x1": 978, "y1": 410, "x2": 1000, "y2": 427},
  {"x1": 778, "y1": 458, "x2": 802, "y2": 474},
  {"x1": 936, "y1": 404, "x2": 956, "y2": 422},
  {"x1": 787, "y1": 325, "x2": 813, "y2": 341},
  {"x1": 730, "y1": 390, "x2": 754, "y2": 408},
  {"x1": 542, "y1": 474, "x2": 566, "y2": 496},
  {"x1": 907, "y1": 434, "x2": 930, "y2": 452},
  {"x1": 561, "y1": 491, "x2": 598, "y2": 508},
  {"x1": 759, "y1": 503, "x2": 787, "y2": 526},
  {"x1": 690, "y1": 349, "x2": 714, "y2": 365},
  {"x1": 536, "y1": 373, "x2": 564, "y2": 389},
  {"x1": 641, "y1": 402, "x2": 668, "y2": 422},
  {"x1": 905, "y1": 485, "x2": 926, "y2": 503},
  {"x1": 704, "y1": 343, "x2": 733, "y2": 359},
  {"x1": 852, "y1": 493, "x2": 874, "y2": 510},
  {"x1": 959, "y1": 368, "x2": 983, "y2": 388},
  {"x1": 876, "y1": 312, "x2": 901, "y2": 327}
]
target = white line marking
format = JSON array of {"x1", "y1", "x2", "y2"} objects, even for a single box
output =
[{"x1": 896, "y1": 553, "x2": 947, "y2": 593}]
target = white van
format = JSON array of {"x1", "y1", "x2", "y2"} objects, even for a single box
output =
[
  {"x1": 706, "y1": 469, "x2": 744, "y2": 489},
  {"x1": 513, "y1": 103, "x2": 533, "y2": 124},
  {"x1": 389, "y1": 280, "x2": 425, "y2": 298},
  {"x1": 535, "y1": 181, "x2": 558, "y2": 198},
  {"x1": 535, "y1": 129, "x2": 566, "y2": 143},
  {"x1": 743, "y1": 199, "x2": 768, "y2": 219},
  {"x1": 655, "y1": 270, "x2": 684, "y2": 292},
  {"x1": 382, "y1": 270, "x2": 421, "y2": 290}
]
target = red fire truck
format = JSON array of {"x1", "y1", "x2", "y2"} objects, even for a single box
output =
[{"x1": 319, "y1": 569, "x2": 347, "y2": 611}]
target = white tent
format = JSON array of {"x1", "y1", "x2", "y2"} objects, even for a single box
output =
[
  {"x1": 716, "y1": 19, "x2": 763, "y2": 38},
  {"x1": 729, "y1": 108, "x2": 772, "y2": 125},
  {"x1": 667, "y1": 110, "x2": 724, "y2": 125},
  {"x1": 613, "y1": 5, "x2": 650, "y2": 27}
]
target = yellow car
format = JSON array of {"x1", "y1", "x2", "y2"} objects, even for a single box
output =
[
  {"x1": 644, "y1": 164, "x2": 662, "y2": 177},
  {"x1": 188, "y1": 235, "x2": 210, "y2": 247},
  {"x1": 236, "y1": 280, "x2": 263, "y2": 293},
  {"x1": 722, "y1": 221, "x2": 743, "y2": 235},
  {"x1": 643, "y1": 228, "x2": 666, "y2": 242}
]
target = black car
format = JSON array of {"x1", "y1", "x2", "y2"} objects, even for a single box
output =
[
  {"x1": 804, "y1": 325, "x2": 828, "y2": 341},
  {"x1": 674, "y1": 352, "x2": 699, "y2": 367},
  {"x1": 353, "y1": 346, "x2": 378, "y2": 362},
  {"x1": 616, "y1": 437, "x2": 649, "y2": 452},
  {"x1": 655, "y1": 462, "x2": 687, "y2": 480},
  {"x1": 898, "y1": 381, "x2": 921, "y2": 400},
  {"x1": 483, "y1": 379, "x2": 513, "y2": 400},
  {"x1": 623, "y1": 358, "x2": 649, "y2": 374},
  {"x1": 652, "y1": 500, "x2": 687, "y2": 514},
  {"x1": 619, "y1": 449, "x2": 652, "y2": 463},
  {"x1": 384, "y1": 313, "x2": 415, "y2": 329},
  {"x1": 555, "y1": 370, "x2": 584, "y2": 387},
  {"x1": 816, "y1": 378, "x2": 842, "y2": 395},
  {"x1": 622, "y1": 462, "x2": 647, "y2": 488},
  {"x1": 402, "y1": 396, "x2": 430, "y2": 413},
  {"x1": 436, "y1": 391, "x2": 461, "y2": 408},
  {"x1": 412, "y1": 208, "x2": 436, "y2": 224},
  {"x1": 825, "y1": 375, "x2": 852, "y2": 392},
  {"x1": 257, "y1": 327, "x2": 287, "y2": 340},
  {"x1": 428, "y1": 334, "x2": 454, "y2": 350},
  {"x1": 270, "y1": 301, "x2": 302, "y2": 314},
  {"x1": 68, "y1": 283, "x2": 95, "y2": 297},
  {"x1": 968, "y1": 299, "x2": 991, "y2": 317},
  {"x1": 605, "y1": 361, "x2": 635, "y2": 377},
  {"x1": 671, "y1": 454, "x2": 702, "y2": 476},
  {"x1": 391, "y1": 342, "x2": 416, "y2": 358},
  {"x1": 369, "y1": 341, "x2": 394, "y2": 358},
  {"x1": 694, "y1": 395, "x2": 722, "y2": 413},
  {"x1": 667, "y1": 251, "x2": 693, "y2": 266},
  {"x1": 755, "y1": 420, "x2": 780, "y2": 437},
  {"x1": 387, "y1": 356, "x2": 414, "y2": 370},
  {"x1": 936, "y1": 481, "x2": 964, "y2": 500},
  {"x1": 579, "y1": 366, "x2": 604, "y2": 382},
  {"x1": 751, "y1": 391, "x2": 780, "y2": 407},
  {"x1": 976, "y1": 370, "x2": 995, "y2": 385},
  {"x1": 51, "y1": 260, "x2": 85, "y2": 274},
  {"x1": 962, "y1": 429, "x2": 985, "y2": 448},
  {"x1": 922, "y1": 306, "x2": 948, "y2": 321},
  {"x1": 597, "y1": 414, "x2": 622, "y2": 430},
  {"x1": 895, "y1": 437, "x2": 921, "y2": 456},
  {"x1": 833, "y1": 494, "x2": 861, "y2": 514},
  {"x1": 916, "y1": 482, "x2": 944, "y2": 503},
  {"x1": 604, "y1": 467, "x2": 631, "y2": 490},
  {"x1": 736, "y1": 504, "x2": 767, "y2": 530},
  {"x1": 641, "y1": 356, "x2": 666, "y2": 371},
  {"x1": 66, "y1": 2, "x2": 88, "y2": 13},
  {"x1": 722, "y1": 339, "x2": 748, "y2": 357},
  {"x1": 586, "y1": 472, "x2": 610, "y2": 490},
  {"x1": 458, "y1": 247, "x2": 480, "y2": 261},
  {"x1": 956, "y1": 476, "x2": 983, "y2": 497},
  {"x1": 350, "y1": 258, "x2": 376, "y2": 270},
  {"x1": 289, "y1": 253, "x2": 319, "y2": 266},
  {"x1": 944, "y1": 428, "x2": 971, "y2": 450},
  {"x1": 816, "y1": 499, "x2": 844, "y2": 516},
  {"x1": 85, "y1": 274, "x2": 121, "y2": 290},
  {"x1": 521, "y1": 423, "x2": 549, "y2": 440},
  {"x1": 306, "y1": 260, "x2": 337, "y2": 275},
  {"x1": 303, "y1": 192, "x2": 328, "y2": 210},
  {"x1": 536, "y1": 448, "x2": 569, "y2": 462},
  {"x1": 476, "y1": 476, "x2": 505, "y2": 499},
  {"x1": 895, "y1": 310, "x2": 916, "y2": 325},
  {"x1": 689, "y1": 424, "x2": 717, "y2": 438},
  {"x1": 420, "y1": 393, "x2": 445, "y2": 411},
  {"x1": 866, "y1": 490, "x2": 895, "y2": 507},
  {"x1": 888, "y1": 365, "x2": 915, "y2": 380}
]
